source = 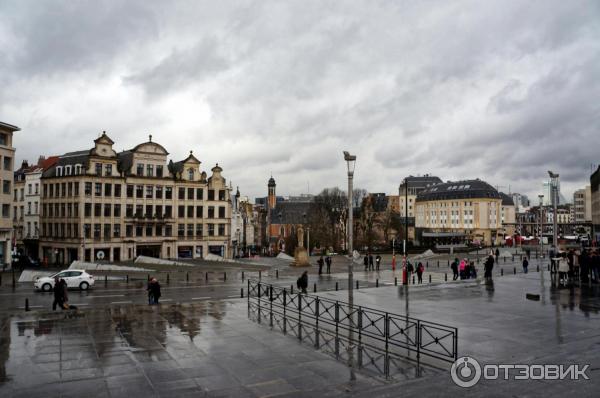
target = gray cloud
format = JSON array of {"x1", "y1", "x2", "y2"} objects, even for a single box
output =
[{"x1": 1, "y1": 0, "x2": 599, "y2": 201}]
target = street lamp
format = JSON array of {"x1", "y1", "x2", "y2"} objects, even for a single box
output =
[
  {"x1": 538, "y1": 194, "x2": 544, "y2": 257},
  {"x1": 548, "y1": 171, "x2": 559, "y2": 252},
  {"x1": 343, "y1": 150, "x2": 356, "y2": 381},
  {"x1": 302, "y1": 213, "x2": 310, "y2": 256}
]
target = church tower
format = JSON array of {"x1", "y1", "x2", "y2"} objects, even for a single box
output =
[{"x1": 268, "y1": 176, "x2": 276, "y2": 210}]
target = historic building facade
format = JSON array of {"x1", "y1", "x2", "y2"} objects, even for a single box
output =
[
  {"x1": 39, "y1": 132, "x2": 232, "y2": 264},
  {"x1": 415, "y1": 179, "x2": 504, "y2": 247},
  {"x1": 0, "y1": 121, "x2": 18, "y2": 266}
]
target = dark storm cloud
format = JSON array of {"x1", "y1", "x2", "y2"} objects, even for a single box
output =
[{"x1": 1, "y1": 0, "x2": 599, "y2": 200}]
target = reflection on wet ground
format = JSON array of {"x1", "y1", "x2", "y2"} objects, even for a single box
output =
[{"x1": 0, "y1": 300, "x2": 383, "y2": 397}]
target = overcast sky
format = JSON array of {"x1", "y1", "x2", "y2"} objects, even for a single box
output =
[{"x1": 1, "y1": 0, "x2": 599, "y2": 202}]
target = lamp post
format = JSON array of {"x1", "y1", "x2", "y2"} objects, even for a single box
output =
[
  {"x1": 302, "y1": 213, "x2": 310, "y2": 256},
  {"x1": 343, "y1": 150, "x2": 356, "y2": 381},
  {"x1": 548, "y1": 171, "x2": 559, "y2": 251},
  {"x1": 403, "y1": 178, "x2": 408, "y2": 285},
  {"x1": 538, "y1": 195, "x2": 544, "y2": 257}
]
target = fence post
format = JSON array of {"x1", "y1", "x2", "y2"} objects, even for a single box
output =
[
  {"x1": 335, "y1": 301, "x2": 340, "y2": 358},
  {"x1": 186, "y1": 272, "x2": 189, "y2": 282},
  {"x1": 376, "y1": 279, "x2": 379, "y2": 287},
  {"x1": 25, "y1": 298, "x2": 29, "y2": 311},
  {"x1": 269, "y1": 285, "x2": 273, "y2": 327},
  {"x1": 384, "y1": 313, "x2": 390, "y2": 377},
  {"x1": 315, "y1": 298, "x2": 320, "y2": 348},
  {"x1": 429, "y1": 274, "x2": 432, "y2": 283},
  {"x1": 104, "y1": 275, "x2": 107, "y2": 286},
  {"x1": 276, "y1": 270, "x2": 279, "y2": 278},
  {"x1": 445, "y1": 273, "x2": 447, "y2": 281},
  {"x1": 412, "y1": 275, "x2": 415, "y2": 284},
  {"x1": 242, "y1": 271, "x2": 244, "y2": 280},
  {"x1": 224, "y1": 272, "x2": 227, "y2": 281},
  {"x1": 416, "y1": 320, "x2": 421, "y2": 360},
  {"x1": 205, "y1": 272, "x2": 208, "y2": 281},
  {"x1": 501, "y1": 268, "x2": 504, "y2": 276},
  {"x1": 356, "y1": 280, "x2": 359, "y2": 290},
  {"x1": 298, "y1": 290, "x2": 302, "y2": 341},
  {"x1": 358, "y1": 307, "x2": 363, "y2": 368},
  {"x1": 126, "y1": 275, "x2": 129, "y2": 283},
  {"x1": 167, "y1": 273, "x2": 170, "y2": 284},
  {"x1": 513, "y1": 267, "x2": 516, "y2": 275},
  {"x1": 240, "y1": 288, "x2": 244, "y2": 298},
  {"x1": 314, "y1": 283, "x2": 317, "y2": 293},
  {"x1": 335, "y1": 281, "x2": 338, "y2": 291},
  {"x1": 257, "y1": 281, "x2": 262, "y2": 324},
  {"x1": 283, "y1": 288, "x2": 287, "y2": 334},
  {"x1": 259, "y1": 270, "x2": 262, "y2": 280},
  {"x1": 394, "y1": 277, "x2": 397, "y2": 286}
]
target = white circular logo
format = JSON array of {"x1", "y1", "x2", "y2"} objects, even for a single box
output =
[
  {"x1": 96, "y1": 251, "x2": 105, "y2": 260},
  {"x1": 451, "y1": 356, "x2": 482, "y2": 388}
]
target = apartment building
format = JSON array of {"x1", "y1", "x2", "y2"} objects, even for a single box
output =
[
  {"x1": 0, "y1": 121, "x2": 18, "y2": 265},
  {"x1": 39, "y1": 132, "x2": 232, "y2": 264}
]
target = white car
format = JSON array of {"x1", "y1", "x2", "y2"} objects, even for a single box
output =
[{"x1": 34, "y1": 270, "x2": 95, "y2": 292}]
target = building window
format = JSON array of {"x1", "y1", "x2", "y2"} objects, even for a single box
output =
[
  {"x1": 208, "y1": 223, "x2": 214, "y2": 236},
  {"x1": 196, "y1": 188, "x2": 203, "y2": 200},
  {"x1": 218, "y1": 190, "x2": 226, "y2": 201},
  {"x1": 28, "y1": 184, "x2": 32, "y2": 195},
  {"x1": 84, "y1": 224, "x2": 91, "y2": 238},
  {"x1": 67, "y1": 182, "x2": 72, "y2": 196},
  {"x1": 135, "y1": 205, "x2": 143, "y2": 217},
  {"x1": 113, "y1": 224, "x2": 121, "y2": 238},
  {"x1": 114, "y1": 204, "x2": 121, "y2": 217},
  {"x1": 188, "y1": 187, "x2": 194, "y2": 200},
  {"x1": 0, "y1": 133, "x2": 6, "y2": 145},
  {"x1": 145, "y1": 205, "x2": 153, "y2": 217},
  {"x1": 95, "y1": 163, "x2": 102, "y2": 176},
  {"x1": 94, "y1": 224, "x2": 101, "y2": 238},
  {"x1": 104, "y1": 204, "x2": 111, "y2": 217},
  {"x1": 3, "y1": 156, "x2": 11, "y2": 171},
  {"x1": 155, "y1": 205, "x2": 162, "y2": 217},
  {"x1": 178, "y1": 187, "x2": 185, "y2": 199},
  {"x1": 126, "y1": 204, "x2": 133, "y2": 217},
  {"x1": 137, "y1": 164, "x2": 144, "y2": 176},
  {"x1": 187, "y1": 224, "x2": 194, "y2": 237},
  {"x1": 75, "y1": 164, "x2": 81, "y2": 175},
  {"x1": 156, "y1": 165, "x2": 163, "y2": 178},
  {"x1": 218, "y1": 224, "x2": 226, "y2": 236},
  {"x1": 94, "y1": 203, "x2": 101, "y2": 217},
  {"x1": 146, "y1": 164, "x2": 153, "y2": 177},
  {"x1": 74, "y1": 203, "x2": 78, "y2": 217},
  {"x1": 146, "y1": 185, "x2": 153, "y2": 198},
  {"x1": 196, "y1": 206, "x2": 203, "y2": 218},
  {"x1": 187, "y1": 206, "x2": 194, "y2": 218},
  {"x1": 136, "y1": 225, "x2": 143, "y2": 237},
  {"x1": 104, "y1": 224, "x2": 111, "y2": 238},
  {"x1": 165, "y1": 205, "x2": 172, "y2": 218},
  {"x1": 196, "y1": 224, "x2": 203, "y2": 237},
  {"x1": 208, "y1": 206, "x2": 214, "y2": 218},
  {"x1": 65, "y1": 165, "x2": 71, "y2": 176},
  {"x1": 127, "y1": 184, "x2": 134, "y2": 198},
  {"x1": 3, "y1": 180, "x2": 10, "y2": 194},
  {"x1": 178, "y1": 224, "x2": 185, "y2": 237},
  {"x1": 218, "y1": 207, "x2": 225, "y2": 218},
  {"x1": 2, "y1": 204, "x2": 9, "y2": 218},
  {"x1": 208, "y1": 189, "x2": 214, "y2": 201},
  {"x1": 84, "y1": 182, "x2": 92, "y2": 196},
  {"x1": 165, "y1": 225, "x2": 172, "y2": 237},
  {"x1": 104, "y1": 183, "x2": 112, "y2": 196},
  {"x1": 126, "y1": 225, "x2": 133, "y2": 237},
  {"x1": 74, "y1": 182, "x2": 79, "y2": 196},
  {"x1": 136, "y1": 185, "x2": 143, "y2": 198},
  {"x1": 146, "y1": 225, "x2": 153, "y2": 237},
  {"x1": 178, "y1": 206, "x2": 185, "y2": 217},
  {"x1": 156, "y1": 225, "x2": 163, "y2": 236},
  {"x1": 155, "y1": 185, "x2": 163, "y2": 199},
  {"x1": 114, "y1": 184, "x2": 121, "y2": 197},
  {"x1": 95, "y1": 183, "x2": 102, "y2": 196},
  {"x1": 85, "y1": 203, "x2": 92, "y2": 217},
  {"x1": 165, "y1": 186, "x2": 173, "y2": 199},
  {"x1": 103, "y1": 164, "x2": 111, "y2": 176},
  {"x1": 56, "y1": 166, "x2": 63, "y2": 177},
  {"x1": 35, "y1": 183, "x2": 39, "y2": 194}
]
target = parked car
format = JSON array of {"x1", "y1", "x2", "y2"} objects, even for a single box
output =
[{"x1": 34, "y1": 270, "x2": 95, "y2": 292}]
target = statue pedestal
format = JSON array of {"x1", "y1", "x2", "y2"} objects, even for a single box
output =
[{"x1": 292, "y1": 247, "x2": 310, "y2": 267}]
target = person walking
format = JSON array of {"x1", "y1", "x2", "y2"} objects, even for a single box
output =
[
  {"x1": 469, "y1": 261, "x2": 477, "y2": 278},
  {"x1": 416, "y1": 262, "x2": 424, "y2": 284},
  {"x1": 484, "y1": 255, "x2": 494, "y2": 281},
  {"x1": 364, "y1": 254, "x2": 369, "y2": 271},
  {"x1": 59, "y1": 278, "x2": 69, "y2": 309},
  {"x1": 325, "y1": 256, "x2": 332, "y2": 274},
  {"x1": 495, "y1": 248, "x2": 500, "y2": 263},
  {"x1": 151, "y1": 278, "x2": 161, "y2": 304},
  {"x1": 52, "y1": 277, "x2": 64, "y2": 311},
  {"x1": 317, "y1": 256, "x2": 324, "y2": 275},
  {"x1": 147, "y1": 278, "x2": 155, "y2": 305},
  {"x1": 451, "y1": 258, "x2": 459, "y2": 281},
  {"x1": 592, "y1": 250, "x2": 600, "y2": 283},
  {"x1": 375, "y1": 255, "x2": 381, "y2": 271},
  {"x1": 522, "y1": 257, "x2": 529, "y2": 274},
  {"x1": 579, "y1": 249, "x2": 590, "y2": 283},
  {"x1": 557, "y1": 252, "x2": 569, "y2": 286},
  {"x1": 459, "y1": 259, "x2": 466, "y2": 280},
  {"x1": 368, "y1": 253, "x2": 374, "y2": 271},
  {"x1": 297, "y1": 271, "x2": 308, "y2": 293}
]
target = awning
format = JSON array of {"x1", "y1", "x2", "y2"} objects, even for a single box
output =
[{"x1": 422, "y1": 232, "x2": 466, "y2": 238}]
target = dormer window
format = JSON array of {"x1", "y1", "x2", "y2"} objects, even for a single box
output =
[
  {"x1": 188, "y1": 168, "x2": 194, "y2": 181},
  {"x1": 75, "y1": 164, "x2": 81, "y2": 175},
  {"x1": 65, "y1": 165, "x2": 72, "y2": 176},
  {"x1": 56, "y1": 166, "x2": 63, "y2": 177}
]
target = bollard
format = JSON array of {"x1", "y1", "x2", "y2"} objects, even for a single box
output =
[
  {"x1": 447, "y1": 260, "x2": 450, "y2": 267},
  {"x1": 12, "y1": 268, "x2": 15, "y2": 287},
  {"x1": 126, "y1": 275, "x2": 129, "y2": 283},
  {"x1": 224, "y1": 272, "x2": 227, "y2": 281},
  {"x1": 336, "y1": 282, "x2": 338, "y2": 291},
  {"x1": 513, "y1": 267, "x2": 516, "y2": 275},
  {"x1": 259, "y1": 271, "x2": 262, "y2": 280},
  {"x1": 186, "y1": 272, "x2": 189, "y2": 282},
  {"x1": 501, "y1": 269, "x2": 504, "y2": 276},
  {"x1": 205, "y1": 272, "x2": 208, "y2": 281},
  {"x1": 437, "y1": 260, "x2": 440, "y2": 267},
  {"x1": 276, "y1": 270, "x2": 279, "y2": 278},
  {"x1": 291, "y1": 286, "x2": 294, "y2": 294},
  {"x1": 25, "y1": 298, "x2": 29, "y2": 312},
  {"x1": 376, "y1": 279, "x2": 379, "y2": 288},
  {"x1": 445, "y1": 273, "x2": 447, "y2": 282},
  {"x1": 504, "y1": 257, "x2": 506, "y2": 263},
  {"x1": 242, "y1": 271, "x2": 244, "y2": 280},
  {"x1": 356, "y1": 280, "x2": 359, "y2": 289},
  {"x1": 241, "y1": 288, "x2": 244, "y2": 298},
  {"x1": 104, "y1": 275, "x2": 107, "y2": 286},
  {"x1": 314, "y1": 283, "x2": 317, "y2": 293},
  {"x1": 512, "y1": 255, "x2": 514, "y2": 262},
  {"x1": 147, "y1": 274, "x2": 150, "y2": 281},
  {"x1": 394, "y1": 277, "x2": 398, "y2": 286},
  {"x1": 426, "y1": 261, "x2": 429, "y2": 268},
  {"x1": 167, "y1": 273, "x2": 170, "y2": 284},
  {"x1": 412, "y1": 275, "x2": 415, "y2": 284},
  {"x1": 537, "y1": 265, "x2": 539, "y2": 272},
  {"x1": 429, "y1": 274, "x2": 432, "y2": 283}
]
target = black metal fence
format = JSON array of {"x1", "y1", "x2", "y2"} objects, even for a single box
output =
[{"x1": 247, "y1": 279, "x2": 458, "y2": 378}]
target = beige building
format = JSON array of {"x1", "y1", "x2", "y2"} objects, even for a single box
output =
[
  {"x1": 573, "y1": 186, "x2": 592, "y2": 223},
  {"x1": 499, "y1": 192, "x2": 516, "y2": 237},
  {"x1": 39, "y1": 132, "x2": 232, "y2": 264},
  {"x1": 592, "y1": 166, "x2": 600, "y2": 241},
  {"x1": 0, "y1": 122, "x2": 18, "y2": 266},
  {"x1": 415, "y1": 179, "x2": 504, "y2": 246}
]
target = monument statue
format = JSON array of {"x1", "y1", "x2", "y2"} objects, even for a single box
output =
[{"x1": 293, "y1": 226, "x2": 310, "y2": 267}]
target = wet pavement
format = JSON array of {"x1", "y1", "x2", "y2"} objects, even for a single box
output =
[{"x1": 1, "y1": 266, "x2": 599, "y2": 397}]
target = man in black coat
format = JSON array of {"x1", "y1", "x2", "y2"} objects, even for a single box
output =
[
  {"x1": 52, "y1": 277, "x2": 64, "y2": 311},
  {"x1": 297, "y1": 271, "x2": 308, "y2": 293}
]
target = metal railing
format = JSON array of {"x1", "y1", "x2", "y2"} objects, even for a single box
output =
[{"x1": 247, "y1": 279, "x2": 458, "y2": 377}]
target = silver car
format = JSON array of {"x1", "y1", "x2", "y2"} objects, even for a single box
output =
[{"x1": 34, "y1": 270, "x2": 95, "y2": 291}]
